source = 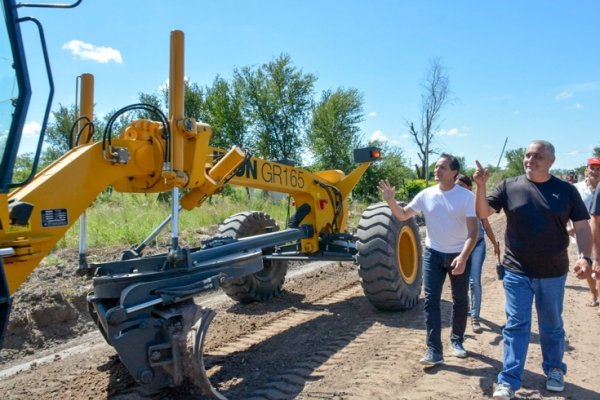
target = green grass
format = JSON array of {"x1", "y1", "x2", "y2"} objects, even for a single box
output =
[{"x1": 56, "y1": 189, "x2": 369, "y2": 250}]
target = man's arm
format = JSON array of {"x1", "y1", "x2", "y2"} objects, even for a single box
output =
[
  {"x1": 378, "y1": 180, "x2": 417, "y2": 222},
  {"x1": 451, "y1": 216, "x2": 479, "y2": 276},
  {"x1": 473, "y1": 160, "x2": 497, "y2": 219},
  {"x1": 573, "y1": 219, "x2": 594, "y2": 279}
]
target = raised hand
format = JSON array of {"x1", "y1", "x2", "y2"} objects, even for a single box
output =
[
  {"x1": 473, "y1": 160, "x2": 490, "y2": 186},
  {"x1": 378, "y1": 180, "x2": 396, "y2": 202}
]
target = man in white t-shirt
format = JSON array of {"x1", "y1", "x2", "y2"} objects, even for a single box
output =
[{"x1": 378, "y1": 153, "x2": 479, "y2": 366}]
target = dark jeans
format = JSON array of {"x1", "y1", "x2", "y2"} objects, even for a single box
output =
[{"x1": 423, "y1": 247, "x2": 471, "y2": 355}]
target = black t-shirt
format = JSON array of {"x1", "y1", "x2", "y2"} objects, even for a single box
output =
[
  {"x1": 487, "y1": 175, "x2": 590, "y2": 278},
  {"x1": 591, "y1": 186, "x2": 600, "y2": 216}
]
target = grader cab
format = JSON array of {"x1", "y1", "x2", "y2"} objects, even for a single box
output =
[{"x1": 0, "y1": 0, "x2": 422, "y2": 397}]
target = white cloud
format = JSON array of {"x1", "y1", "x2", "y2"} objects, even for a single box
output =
[
  {"x1": 62, "y1": 40, "x2": 123, "y2": 64},
  {"x1": 23, "y1": 121, "x2": 41, "y2": 136},
  {"x1": 370, "y1": 130, "x2": 388, "y2": 142},
  {"x1": 574, "y1": 103, "x2": 583, "y2": 109},
  {"x1": 555, "y1": 81, "x2": 600, "y2": 101},
  {"x1": 436, "y1": 128, "x2": 466, "y2": 137},
  {"x1": 555, "y1": 90, "x2": 573, "y2": 101},
  {"x1": 368, "y1": 111, "x2": 377, "y2": 117}
]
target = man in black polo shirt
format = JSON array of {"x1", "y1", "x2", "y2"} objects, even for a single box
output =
[{"x1": 474, "y1": 140, "x2": 593, "y2": 400}]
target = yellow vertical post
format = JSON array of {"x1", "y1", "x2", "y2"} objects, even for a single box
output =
[
  {"x1": 78, "y1": 73, "x2": 94, "y2": 145},
  {"x1": 169, "y1": 30, "x2": 185, "y2": 178},
  {"x1": 166, "y1": 30, "x2": 186, "y2": 252},
  {"x1": 77, "y1": 73, "x2": 94, "y2": 272}
]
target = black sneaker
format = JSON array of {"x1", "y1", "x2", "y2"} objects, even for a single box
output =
[
  {"x1": 450, "y1": 341, "x2": 467, "y2": 358},
  {"x1": 419, "y1": 349, "x2": 444, "y2": 367},
  {"x1": 472, "y1": 318, "x2": 483, "y2": 333}
]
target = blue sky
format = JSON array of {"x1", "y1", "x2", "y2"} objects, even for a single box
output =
[{"x1": 15, "y1": 0, "x2": 600, "y2": 171}]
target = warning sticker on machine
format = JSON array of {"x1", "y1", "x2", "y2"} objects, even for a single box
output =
[{"x1": 41, "y1": 209, "x2": 68, "y2": 227}]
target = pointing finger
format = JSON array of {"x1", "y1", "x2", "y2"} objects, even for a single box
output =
[{"x1": 475, "y1": 160, "x2": 483, "y2": 170}]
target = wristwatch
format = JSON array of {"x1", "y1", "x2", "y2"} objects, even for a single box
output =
[{"x1": 580, "y1": 255, "x2": 593, "y2": 266}]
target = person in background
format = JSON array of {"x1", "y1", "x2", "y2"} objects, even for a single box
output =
[
  {"x1": 455, "y1": 174, "x2": 499, "y2": 333},
  {"x1": 378, "y1": 153, "x2": 478, "y2": 367},
  {"x1": 474, "y1": 140, "x2": 592, "y2": 400},
  {"x1": 568, "y1": 156, "x2": 600, "y2": 307},
  {"x1": 583, "y1": 163, "x2": 600, "y2": 316}
]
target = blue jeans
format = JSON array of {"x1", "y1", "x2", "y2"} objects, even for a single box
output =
[
  {"x1": 469, "y1": 238, "x2": 486, "y2": 319},
  {"x1": 498, "y1": 270, "x2": 567, "y2": 390},
  {"x1": 423, "y1": 247, "x2": 471, "y2": 355}
]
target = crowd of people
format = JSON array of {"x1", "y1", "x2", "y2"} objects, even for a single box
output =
[{"x1": 378, "y1": 141, "x2": 600, "y2": 400}]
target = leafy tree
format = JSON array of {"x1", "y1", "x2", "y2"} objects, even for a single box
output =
[
  {"x1": 307, "y1": 88, "x2": 364, "y2": 172},
  {"x1": 42, "y1": 104, "x2": 77, "y2": 164},
  {"x1": 203, "y1": 75, "x2": 248, "y2": 149},
  {"x1": 136, "y1": 92, "x2": 165, "y2": 119},
  {"x1": 11, "y1": 153, "x2": 34, "y2": 184},
  {"x1": 183, "y1": 81, "x2": 204, "y2": 121},
  {"x1": 504, "y1": 148, "x2": 525, "y2": 177},
  {"x1": 594, "y1": 146, "x2": 600, "y2": 157},
  {"x1": 353, "y1": 141, "x2": 414, "y2": 202},
  {"x1": 396, "y1": 179, "x2": 429, "y2": 202},
  {"x1": 407, "y1": 58, "x2": 452, "y2": 184},
  {"x1": 235, "y1": 54, "x2": 316, "y2": 163}
]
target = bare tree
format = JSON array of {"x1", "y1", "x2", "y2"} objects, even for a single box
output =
[{"x1": 407, "y1": 58, "x2": 451, "y2": 185}]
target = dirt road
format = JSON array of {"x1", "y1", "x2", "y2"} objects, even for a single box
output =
[{"x1": 1, "y1": 215, "x2": 599, "y2": 399}]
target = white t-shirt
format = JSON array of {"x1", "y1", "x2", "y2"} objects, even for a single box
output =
[
  {"x1": 407, "y1": 184, "x2": 476, "y2": 253},
  {"x1": 574, "y1": 180, "x2": 595, "y2": 211}
]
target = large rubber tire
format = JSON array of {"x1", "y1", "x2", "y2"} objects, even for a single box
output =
[
  {"x1": 217, "y1": 211, "x2": 288, "y2": 303},
  {"x1": 356, "y1": 202, "x2": 422, "y2": 311}
]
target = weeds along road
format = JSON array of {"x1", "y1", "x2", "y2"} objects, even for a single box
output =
[{"x1": 1, "y1": 215, "x2": 599, "y2": 399}]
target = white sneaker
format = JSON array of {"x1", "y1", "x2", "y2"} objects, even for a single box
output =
[{"x1": 493, "y1": 382, "x2": 514, "y2": 400}]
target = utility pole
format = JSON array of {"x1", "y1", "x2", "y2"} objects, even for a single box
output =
[{"x1": 496, "y1": 137, "x2": 508, "y2": 170}]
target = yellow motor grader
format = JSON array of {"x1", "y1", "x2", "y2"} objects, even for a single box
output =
[{"x1": 0, "y1": 0, "x2": 422, "y2": 397}]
